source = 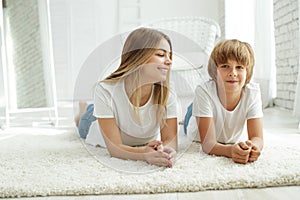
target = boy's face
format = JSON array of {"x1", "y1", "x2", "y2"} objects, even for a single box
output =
[{"x1": 216, "y1": 59, "x2": 247, "y2": 95}]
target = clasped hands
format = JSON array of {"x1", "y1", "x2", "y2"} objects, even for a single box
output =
[
  {"x1": 232, "y1": 140, "x2": 261, "y2": 164},
  {"x1": 144, "y1": 140, "x2": 176, "y2": 168}
]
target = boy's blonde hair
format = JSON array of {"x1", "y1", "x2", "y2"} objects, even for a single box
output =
[{"x1": 208, "y1": 39, "x2": 255, "y2": 84}]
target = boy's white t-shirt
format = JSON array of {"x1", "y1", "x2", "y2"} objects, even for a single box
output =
[
  {"x1": 189, "y1": 80, "x2": 263, "y2": 144},
  {"x1": 85, "y1": 80, "x2": 178, "y2": 147}
]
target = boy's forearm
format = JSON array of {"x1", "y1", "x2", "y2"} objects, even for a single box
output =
[
  {"x1": 202, "y1": 141, "x2": 233, "y2": 158},
  {"x1": 250, "y1": 137, "x2": 264, "y2": 150}
]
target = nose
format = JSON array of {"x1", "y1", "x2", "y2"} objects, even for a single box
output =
[
  {"x1": 229, "y1": 68, "x2": 237, "y2": 77},
  {"x1": 165, "y1": 55, "x2": 172, "y2": 66}
]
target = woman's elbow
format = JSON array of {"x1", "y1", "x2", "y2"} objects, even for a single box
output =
[
  {"x1": 107, "y1": 148, "x2": 118, "y2": 158},
  {"x1": 106, "y1": 145, "x2": 123, "y2": 159}
]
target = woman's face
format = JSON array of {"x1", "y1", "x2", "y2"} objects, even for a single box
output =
[
  {"x1": 216, "y1": 59, "x2": 247, "y2": 95},
  {"x1": 139, "y1": 39, "x2": 172, "y2": 84}
]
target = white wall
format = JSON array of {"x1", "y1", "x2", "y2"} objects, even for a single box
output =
[
  {"x1": 273, "y1": 0, "x2": 299, "y2": 110},
  {"x1": 50, "y1": 0, "x2": 119, "y2": 101},
  {"x1": 140, "y1": 0, "x2": 218, "y2": 22},
  {"x1": 50, "y1": 0, "x2": 220, "y2": 101}
]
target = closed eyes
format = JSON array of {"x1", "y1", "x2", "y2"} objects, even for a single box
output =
[
  {"x1": 155, "y1": 49, "x2": 171, "y2": 58},
  {"x1": 156, "y1": 53, "x2": 165, "y2": 57}
]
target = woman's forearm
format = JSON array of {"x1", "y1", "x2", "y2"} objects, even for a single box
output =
[
  {"x1": 98, "y1": 118, "x2": 151, "y2": 161},
  {"x1": 162, "y1": 135, "x2": 178, "y2": 151},
  {"x1": 106, "y1": 142, "x2": 148, "y2": 161}
]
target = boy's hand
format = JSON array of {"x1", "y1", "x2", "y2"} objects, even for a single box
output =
[
  {"x1": 248, "y1": 143, "x2": 261, "y2": 162},
  {"x1": 231, "y1": 141, "x2": 252, "y2": 164}
]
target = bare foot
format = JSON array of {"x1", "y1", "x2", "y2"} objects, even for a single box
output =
[{"x1": 75, "y1": 101, "x2": 88, "y2": 127}]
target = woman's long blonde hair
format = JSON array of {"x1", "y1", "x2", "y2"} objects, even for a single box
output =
[{"x1": 102, "y1": 27, "x2": 173, "y2": 125}]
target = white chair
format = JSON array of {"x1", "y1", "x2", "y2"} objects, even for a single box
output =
[{"x1": 145, "y1": 16, "x2": 221, "y2": 55}]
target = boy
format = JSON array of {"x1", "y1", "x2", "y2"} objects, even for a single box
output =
[{"x1": 191, "y1": 39, "x2": 263, "y2": 164}]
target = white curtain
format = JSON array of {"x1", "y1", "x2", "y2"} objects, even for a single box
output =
[
  {"x1": 225, "y1": 0, "x2": 255, "y2": 44},
  {"x1": 225, "y1": 0, "x2": 275, "y2": 108},
  {"x1": 253, "y1": 0, "x2": 276, "y2": 108}
]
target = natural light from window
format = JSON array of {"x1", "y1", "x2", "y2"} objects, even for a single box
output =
[{"x1": 225, "y1": 0, "x2": 276, "y2": 107}]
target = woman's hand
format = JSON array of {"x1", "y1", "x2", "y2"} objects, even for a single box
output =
[
  {"x1": 162, "y1": 146, "x2": 176, "y2": 168},
  {"x1": 147, "y1": 140, "x2": 163, "y2": 151},
  {"x1": 143, "y1": 146, "x2": 171, "y2": 167},
  {"x1": 231, "y1": 140, "x2": 252, "y2": 164},
  {"x1": 144, "y1": 141, "x2": 176, "y2": 168}
]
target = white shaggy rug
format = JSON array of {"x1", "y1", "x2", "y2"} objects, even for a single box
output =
[{"x1": 0, "y1": 127, "x2": 300, "y2": 198}]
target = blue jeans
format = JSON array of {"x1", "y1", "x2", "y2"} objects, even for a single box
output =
[
  {"x1": 183, "y1": 103, "x2": 193, "y2": 134},
  {"x1": 78, "y1": 103, "x2": 193, "y2": 137},
  {"x1": 78, "y1": 104, "x2": 97, "y2": 139}
]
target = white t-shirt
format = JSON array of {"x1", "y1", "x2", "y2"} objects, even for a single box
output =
[
  {"x1": 189, "y1": 80, "x2": 263, "y2": 144},
  {"x1": 85, "y1": 79, "x2": 178, "y2": 147}
]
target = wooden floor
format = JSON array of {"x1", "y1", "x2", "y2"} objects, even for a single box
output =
[{"x1": 2, "y1": 104, "x2": 300, "y2": 200}]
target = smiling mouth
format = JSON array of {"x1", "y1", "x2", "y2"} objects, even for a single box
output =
[
  {"x1": 226, "y1": 80, "x2": 238, "y2": 83},
  {"x1": 158, "y1": 66, "x2": 169, "y2": 72}
]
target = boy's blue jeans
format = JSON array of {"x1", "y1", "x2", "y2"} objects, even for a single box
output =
[
  {"x1": 183, "y1": 103, "x2": 193, "y2": 134},
  {"x1": 78, "y1": 104, "x2": 97, "y2": 139}
]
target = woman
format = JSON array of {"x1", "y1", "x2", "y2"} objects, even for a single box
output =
[{"x1": 76, "y1": 27, "x2": 178, "y2": 168}]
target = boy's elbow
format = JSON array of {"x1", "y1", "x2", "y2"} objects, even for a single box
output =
[
  {"x1": 200, "y1": 141, "x2": 216, "y2": 155},
  {"x1": 202, "y1": 148, "x2": 214, "y2": 155}
]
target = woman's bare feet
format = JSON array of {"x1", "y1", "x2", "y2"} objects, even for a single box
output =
[{"x1": 75, "y1": 101, "x2": 88, "y2": 127}]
